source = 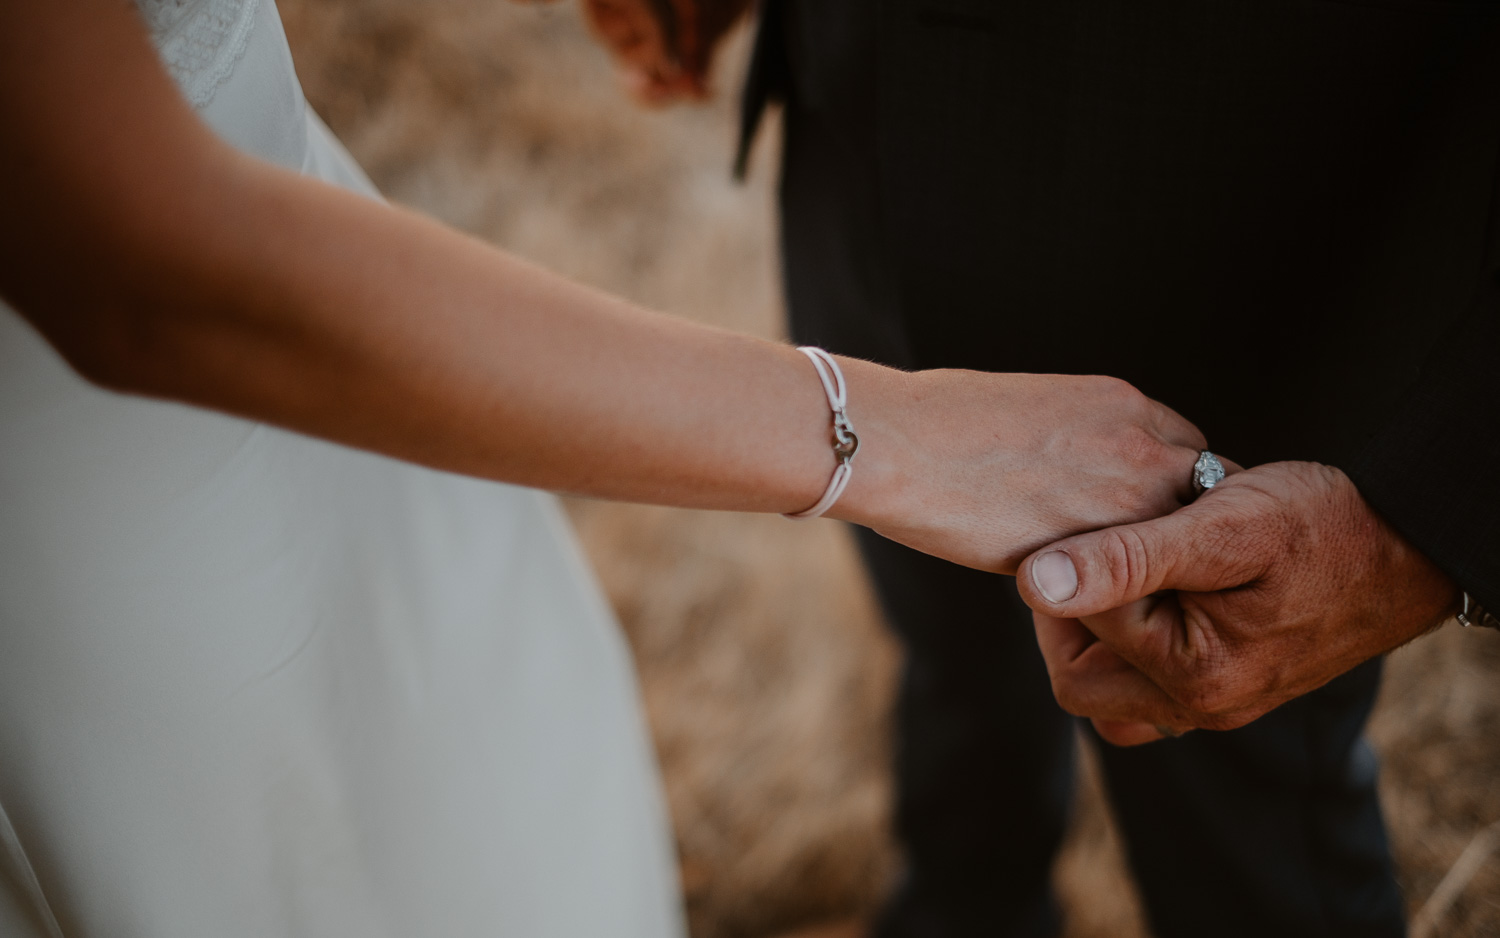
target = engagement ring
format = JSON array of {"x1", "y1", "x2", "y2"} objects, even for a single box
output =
[{"x1": 1192, "y1": 451, "x2": 1226, "y2": 497}]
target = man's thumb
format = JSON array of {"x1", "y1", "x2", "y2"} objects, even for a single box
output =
[{"x1": 1018, "y1": 517, "x2": 1187, "y2": 619}]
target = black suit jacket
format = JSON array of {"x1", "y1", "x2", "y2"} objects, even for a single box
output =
[{"x1": 741, "y1": 0, "x2": 1500, "y2": 609}]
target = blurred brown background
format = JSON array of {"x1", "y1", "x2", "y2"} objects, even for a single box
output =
[{"x1": 275, "y1": 2, "x2": 1500, "y2": 935}]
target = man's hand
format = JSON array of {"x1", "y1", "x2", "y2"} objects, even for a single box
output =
[{"x1": 1015, "y1": 461, "x2": 1460, "y2": 745}]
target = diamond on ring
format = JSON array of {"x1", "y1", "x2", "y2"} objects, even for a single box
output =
[{"x1": 1192, "y1": 451, "x2": 1226, "y2": 496}]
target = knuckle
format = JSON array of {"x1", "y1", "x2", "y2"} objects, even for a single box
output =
[
  {"x1": 1088, "y1": 374, "x2": 1134, "y2": 399},
  {"x1": 1115, "y1": 423, "x2": 1167, "y2": 470},
  {"x1": 1085, "y1": 375, "x2": 1149, "y2": 415},
  {"x1": 1099, "y1": 526, "x2": 1155, "y2": 598},
  {"x1": 1182, "y1": 419, "x2": 1209, "y2": 452}
]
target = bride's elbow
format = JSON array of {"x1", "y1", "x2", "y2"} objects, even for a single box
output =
[
  {"x1": 37, "y1": 297, "x2": 195, "y2": 397},
  {"x1": 4, "y1": 159, "x2": 242, "y2": 397},
  {"x1": 8, "y1": 199, "x2": 242, "y2": 397}
]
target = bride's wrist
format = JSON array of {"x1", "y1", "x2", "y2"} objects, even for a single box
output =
[{"x1": 819, "y1": 357, "x2": 925, "y2": 531}]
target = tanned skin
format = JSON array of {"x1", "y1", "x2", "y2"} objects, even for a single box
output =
[{"x1": 0, "y1": 0, "x2": 1211, "y2": 578}]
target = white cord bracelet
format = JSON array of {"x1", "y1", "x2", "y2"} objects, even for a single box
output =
[{"x1": 784, "y1": 346, "x2": 860, "y2": 520}]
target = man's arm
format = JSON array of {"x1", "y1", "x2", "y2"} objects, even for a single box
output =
[{"x1": 1347, "y1": 272, "x2": 1500, "y2": 615}]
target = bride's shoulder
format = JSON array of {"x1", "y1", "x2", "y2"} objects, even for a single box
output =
[{"x1": 134, "y1": 0, "x2": 260, "y2": 107}]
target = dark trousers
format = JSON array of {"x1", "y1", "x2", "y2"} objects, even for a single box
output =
[
  {"x1": 766, "y1": 15, "x2": 1408, "y2": 926},
  {"x1": 852, "y1": 528, "x2": 1405, "y2": 938}
]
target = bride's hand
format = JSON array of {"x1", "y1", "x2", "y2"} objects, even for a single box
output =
[
  {"x1": 828, "y1": 362, "x2": 1207, "y2": 575},
  {"x1": 0, "y1": 0, "x2": 1198, "y2": 558}
]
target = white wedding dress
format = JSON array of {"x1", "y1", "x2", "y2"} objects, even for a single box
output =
[{"x1": 0, "y1": 2, "x2": 685, "y2": 936}]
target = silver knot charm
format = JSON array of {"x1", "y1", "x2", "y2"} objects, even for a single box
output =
[
  {"x1": 1192, "y1": 451, "x2": 1226, "y2": 496},
  {"x1": 832, "y1": 414, "x2": 860, "y2": 464}
]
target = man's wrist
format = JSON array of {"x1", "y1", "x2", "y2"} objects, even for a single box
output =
[
  {"x1": 1342, "y1": 469, "x2": 1463, "y2": 644},
  {"x1": 1456, "y1": 591, "x2": 1500, "y2": 629},
  {"x1": 1352, "y1": 472, "x2": 1498, "y2": 632}
]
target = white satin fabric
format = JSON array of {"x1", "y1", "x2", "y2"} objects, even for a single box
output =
[{"x1": 0, "y1": 2, "x2": 685, "y2": 936}]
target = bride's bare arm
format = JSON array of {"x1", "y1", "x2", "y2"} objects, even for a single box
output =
[{"x1": 0, "y1": 0, "x2": 1206, "y2": 573}]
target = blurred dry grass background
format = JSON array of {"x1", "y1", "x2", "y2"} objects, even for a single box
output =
[{"x1": 275, "y1": 2, "x2": 1500, "y2": 935}]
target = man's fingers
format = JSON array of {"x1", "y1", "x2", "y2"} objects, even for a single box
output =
[
  {"x1": 1018, "y1": 491, "x2": 1263, "y2": 620},
  {"x1": 1019, "y1": 512, "x2": 1191, "y2": 618},
  {"x1": 1032, "y1": 614, "x2": 1196, "y2": 727},
  {"x1": 1069, "y1": 594, "x2": 1186, "y2": 681},
  {"x1": 1091, "y1": 719, "x2": 1173, "y2": 747},
  {"x1": 1053, "y1": 640, "x2": 1192, "y2": 725},
  {"x1": 1030, "y1": 609, "x2": 1101, "y2": 678}
]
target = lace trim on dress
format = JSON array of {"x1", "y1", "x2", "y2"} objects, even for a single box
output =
[{"x1": 136, "y1": 0, "x2": 261, "y2": 108}]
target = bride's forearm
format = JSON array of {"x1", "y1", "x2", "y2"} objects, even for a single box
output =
[
  {"x1": 11, "y1": 127, "x2": 1208, "y2": 571},
  {"x1": 0, "y1": 0, "x2": 906, "y2": 519},
  {"x1": 1, "y1": 0, "x2": 1212, "y2": 574},
  {"x1": 77, "y1": 151, "x2": 917, "y2": 518}
]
